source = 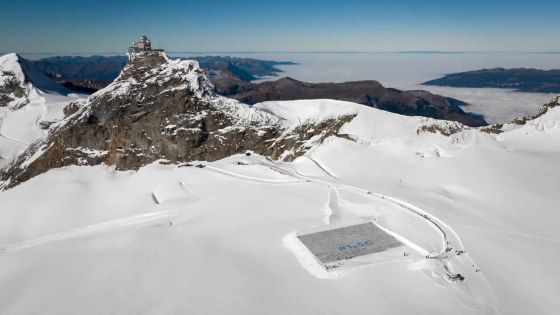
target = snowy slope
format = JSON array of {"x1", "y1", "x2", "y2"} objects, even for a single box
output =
[
  {"x1": 0, "y1": 53, "x2": 85, "y2": 168},
  {"x1": 0, "y1": 95, "x2": 559, "y2": 313},
  {"x1": 0, "y1": 53, "x2": 69, "y2": 108}
]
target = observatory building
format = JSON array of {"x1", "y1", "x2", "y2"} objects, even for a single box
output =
[{"x1": 128, "y1": 35, "x2": 162, "y2": 53}]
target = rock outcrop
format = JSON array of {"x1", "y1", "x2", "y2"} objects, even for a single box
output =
[
  {"x1": 0, "y1": 51, "x2": 354, "y2": 189},
  {"x1": 0, "y1": 54, "x2": 31, "y2": 109},
  {"x1": 417, "y1": 96, "x2": 560, "y2": 136},
  {"x1": 479, "y1": 96, "x2": 560, "y2": 134}
]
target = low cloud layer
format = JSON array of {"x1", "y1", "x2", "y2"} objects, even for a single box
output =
[{"x1": 225, "y1": 52, "x2": 560, "y2": 124}]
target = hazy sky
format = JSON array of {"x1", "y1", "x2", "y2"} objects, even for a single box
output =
[{"x1": 1, "y1": 0, "x2": 560, "y2": 54}]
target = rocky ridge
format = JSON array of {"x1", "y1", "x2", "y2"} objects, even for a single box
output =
[
  {"x1": 0, "y1": 51, "x2": 354, "y2": 189},
  {"x1": 479, "y1": 96, "x2": 560, "y2": 134},
  {"x1": 416, "y1": 96, "x2": 560, "y2": 136}
]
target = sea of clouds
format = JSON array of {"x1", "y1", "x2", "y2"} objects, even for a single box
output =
[{"x1": 184, "y1": 52, "x2": 559, "y2": 124}]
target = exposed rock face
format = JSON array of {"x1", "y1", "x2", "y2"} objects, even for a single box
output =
[
  {"x1": 210, "y1": 75, "x2": 487, "y2": 127},
  {"x1": 0, "y1": 51, "x2": 354, "y2": 189},
  {"x1": 416, "y1": 121, "x2": 465, "y2": 136},
  {"x1": 0, "y1": 54, "x2": 31, "y2": 109},
  {"x1": 63, "y1": 101, "x2": 82, "y2": 117},
  {"x1": 0, "y1": 71, "x2": 28, "y2": 108}
]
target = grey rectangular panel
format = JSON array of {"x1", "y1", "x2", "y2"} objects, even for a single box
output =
[{"x1": 297, "y1": 222, "x2": 402, "y2": 264}]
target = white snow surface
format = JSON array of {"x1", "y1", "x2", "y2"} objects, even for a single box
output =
[
  {"x1": 1, "y1": 92, "x2": 560, "y2": 312},
  {"x1": 0, "y1": 53, "x2": 86, "y2": 168}
]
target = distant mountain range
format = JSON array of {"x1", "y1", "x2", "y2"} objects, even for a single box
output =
[
  {"x1": 4, "y1": 54, "x2": 486, "y2": 126},
  {"x1": 423, "y1": 68, "x2": 560, "y2": 93},
  {"x1": 191, "y1": 56, "x2": 296, "y2": 80},
  {"x1": 210, "y1": 74, "x2": 485, "y2": 126}
]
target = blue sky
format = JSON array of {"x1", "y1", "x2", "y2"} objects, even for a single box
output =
[{"x1": 1, "y1": 0, "x2": 559, "y2": 53}]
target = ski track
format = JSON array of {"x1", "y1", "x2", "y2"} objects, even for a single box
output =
[
  {"x1": 262, "y1": 156, "x2": 457, "y2": 257},
  {"x1": 256, "y1": 155, "x2": 498, "y2": 313},
  {"x1": 260, "y1": 154, "x2": 498, "y2": 313},
  {"x1": 306, "y1": 155, "x2": 338, "y2": 179},
  {"x1": 0, "y1": 152, "x2": 497, "y2": 312},
  {"x1": 0, "y1": 210, "x2": 177, "y2": 253},
  {"x1": 0, "y1": 96, "x2": 47, "y2": 148},
  {"x1": 0, "y1": 132, "x2": 30, "y2": 147},
  {"x1": 204, "y1": 165, "x2": 306, "y2": 184},
  {"x1": 0, "y1": 120, "x2": 31, "y2": 147}
]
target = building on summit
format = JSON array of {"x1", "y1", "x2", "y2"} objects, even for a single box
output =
[{"x1": 128, "y1": 35, "x2": 163, "y2": 53}]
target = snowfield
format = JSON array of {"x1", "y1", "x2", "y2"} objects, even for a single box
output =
[
  {"x1": 0, "y1": 91, "x2": 85, "y2": 169},
  {"x1": 1, "y1": 91, "x2": 560, "y2": 313}
]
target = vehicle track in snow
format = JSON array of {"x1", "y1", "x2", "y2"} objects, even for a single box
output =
[
  {"x1": 204, "y1": 165, "x2": 307, "y2": 184},
  {"x1": 0, "y1": 115, "x2": 31, "y2": 147},
  {"x1": 236, "y1": 155, "x2": 498, "y2": 313},
  {"x1": 259, "y1": 156, "x2": 459, "y2": 258},
  {"x1": 306, "y1": 155, "x2": 338, "y2": 179},
  {"x1": 0, "y1": 210, "x2": 177, "y2": 253},
  {"x1": 0, "y1": 173, "x2": 251, "y2": 254}
]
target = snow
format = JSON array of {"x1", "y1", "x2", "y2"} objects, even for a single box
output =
[
  {"x1": 0, "y1": 53, "x2": 70, "y2": 97},
  {"x1": 0, "y1": 53, "x2": 87, "y2": 168},
  {"x1": 0, "y1": 160, "x2": 489, "y2": 315},
  {"x1": 256, "y1": 99, "x2": 460, "y2": 149},
  {"x1": 1, "y1": 64, "x2": 559, "y2": 313},
  {"x1": 0, "y1": 53, "x2": 26, "y2": 83},
  {"x1": 0, "y1": 53, "x2": 31, "y2": 109},
  {"x1": 254, "y1": 99, "x2": 358, "y2": 126},
  {"x1": 0, "y1": 91, "x2": 85, "y2": 168}
]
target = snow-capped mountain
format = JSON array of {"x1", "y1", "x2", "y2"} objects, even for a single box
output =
[
  {"x1": 0, "y1": 51, "x2": 354, "y2": 189},
  {"x1": 0, "y1": 54, "x2": 84, "y2": 169},
  {"x1": 0, "y1": 53, "x2": 35, "y2": 109},
  {"x1": 0, "y1": 53, "x2": 70, "y2": 109},
  {"x1": 0, "y1": 50, "x2": 559, "y2": 315}
]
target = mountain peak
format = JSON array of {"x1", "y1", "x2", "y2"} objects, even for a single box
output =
[
  {"x1": 0, "y1": 53, "x2": 70, "y2": 108},
  {"x1": 0, "y1": 54, "x2": 355, "y2": 189},
  {"x1": 0, "y1": 53, "x2": 31, "y2": 108}
]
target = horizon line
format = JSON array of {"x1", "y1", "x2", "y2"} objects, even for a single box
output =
[{"x1": 5, "y1": 50, "x2": 560, "y2": 57}]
